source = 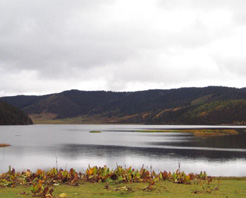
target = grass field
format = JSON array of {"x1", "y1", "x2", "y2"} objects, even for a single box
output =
[{"x1": 1, "y1": 178, "x2": 246, "y2": 198}]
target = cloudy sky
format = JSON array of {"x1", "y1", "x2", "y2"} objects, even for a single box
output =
[{"x1": 1, "y1": 0, "x2": 246, "y2": 96}]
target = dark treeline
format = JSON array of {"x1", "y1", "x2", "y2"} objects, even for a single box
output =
[{"x1": 0, "y1": 101, "x2": 33, "y2": 125}]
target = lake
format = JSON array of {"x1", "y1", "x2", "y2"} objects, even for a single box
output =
[{"x1": 1, "y1": 124, "x2": 246, "y2": 176}]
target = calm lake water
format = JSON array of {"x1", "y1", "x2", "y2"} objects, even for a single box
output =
[{"x1": 1, "y1": 124, "x2": 246, "y2": 176}]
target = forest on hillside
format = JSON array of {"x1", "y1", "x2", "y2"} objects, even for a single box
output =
[
  {"x1": 0, "y1": 101, "x2": 33, "y2": 125},
  {"x1": 1, "y1": 86, "x2": 246, "y2": 125}
]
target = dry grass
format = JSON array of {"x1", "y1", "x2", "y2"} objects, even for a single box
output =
[{"x1": 137, "y1": 129, "x2": 239, "y2": 137}]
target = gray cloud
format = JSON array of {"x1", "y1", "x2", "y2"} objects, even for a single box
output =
[{"x1": 0, "y1": 0, "x2": 246, "y2": 96}]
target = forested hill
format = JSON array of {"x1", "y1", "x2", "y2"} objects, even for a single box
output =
[
  {"x1": 1, "y1": 86, "x2": 246, "y2": 125},
  {"x1": 0, "y1": 101, "x2": 33, "y2": 125}
]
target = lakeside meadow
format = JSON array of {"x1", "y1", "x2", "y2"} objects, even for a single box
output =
[{"x1": 1, "y1": 165, "x2": 246, "y2": 198}]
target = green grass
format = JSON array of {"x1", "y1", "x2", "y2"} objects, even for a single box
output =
[{"x1": 1, "y1": 179, "x2": 246, "y2": 198}]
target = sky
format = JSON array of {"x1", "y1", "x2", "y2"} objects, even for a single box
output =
[{"x1": 1, "y1": 0, "x2": 246, "y2": 96}]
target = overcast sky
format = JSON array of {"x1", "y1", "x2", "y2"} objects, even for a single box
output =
[{"x1": 1, "y1": 0, "x2": 246, "y2": 96}]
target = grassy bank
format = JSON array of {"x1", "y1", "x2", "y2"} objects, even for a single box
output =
[{"x1": 1, "y1": 178, "x2": 246, "y2": 197}]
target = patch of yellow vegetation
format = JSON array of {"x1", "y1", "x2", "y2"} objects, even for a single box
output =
[
  {"x1": 117, "y1": 114, "x2": 140, "y2": 122},
  {"x1": 154, "y1": 107, "x2": 185, "y2": 119},
  {"x1": 29, "y1": 113, "x2": 57, "y2": 124},
  {"x1": 142, "y1": 113, "x2": 151, "y2": 119},
  {"x1": 0, "y1": 144, "x2": 10, "y2": 147},
  {"x1": 172, "y1": 107, "x2": 183, "y2": 112},
  {"x1": 89, "y1": 131, "x2": 101, "y2": 133},
  {"x1": 193, "y1": 129, "x2": 238, "y2": 137},
  {"x1": 215, "y1": 105, "x2": 223, "y2": 111},
  {"x1": 122, "y1": 114, "x2": 139, "y2": 119},
  {"x1": 32, "y1": 115, "x2": 108, "y2": 124},
  {"x1": 191, "y1": 94, "x2": 213, "y2": 106},
  {"x1": 154, "y1": 109, "x2": 172, "y2": 119},
  {"x1": 137, "y1": 129, "x2": 239, "y2": 137},
  {"x1": 199, "y1": 111, "x2": 208, "y2": 117}
]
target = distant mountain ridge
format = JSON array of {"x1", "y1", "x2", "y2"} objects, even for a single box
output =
[
  {"x1": 0, "y1": 101, "x2": 33, "y2": 125},
  {"x1": 1, "y1": 86, "x2": 246, "y2": 125}
]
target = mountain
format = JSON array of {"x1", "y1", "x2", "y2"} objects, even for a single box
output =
[
  {"x1": 1, "y1": 86, "x2": 246, "y2": 125},
  {"x1": 0, "y1": 101, "x2": 33, "y2": 125}
]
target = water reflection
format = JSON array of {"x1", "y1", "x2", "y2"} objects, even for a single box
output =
[{"x1": 0, "y1": 124, "x2": 246, "y2": 176}]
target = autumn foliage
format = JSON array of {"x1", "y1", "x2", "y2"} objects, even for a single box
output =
[{"x1": 0, "y1": 165, "x2": 212, "y2": 197}]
